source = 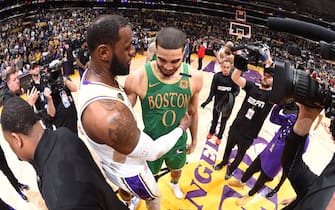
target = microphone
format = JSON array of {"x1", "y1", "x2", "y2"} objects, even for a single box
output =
[{"x1": 267, "y1": 17, "x2": 335, "y2": 43}]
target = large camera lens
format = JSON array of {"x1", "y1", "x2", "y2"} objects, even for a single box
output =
[{"x1": 270, "y1": 61, "x2": 330, "y2": 109}]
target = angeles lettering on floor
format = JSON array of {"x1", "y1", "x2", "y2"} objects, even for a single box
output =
[{"x1": 184, "y1": 138, "x2": 280, "y2": 210}]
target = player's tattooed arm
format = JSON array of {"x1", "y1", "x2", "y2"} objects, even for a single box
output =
[{"x1": 81, "y1": 99, "x2": 140, "y2": 155}]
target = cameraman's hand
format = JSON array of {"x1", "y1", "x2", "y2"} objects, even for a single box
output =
[
  {"x1": 200, "y1": 102, "x2": 208, "y2": 109},
  {"x1": 294, "y1": 103, "x2": 322, "y2": 136},
  {"x1": 294, "y1": 71, "x2": 322, "y2": 136},
  {"x1": 26, "y1": 86, "x2": 39, "y2": 106},
  {"x1": 233, "y1": 54, "x2": 248, "y2": 72},
  {"x1": 43, "y1": 87, "x2": 52, "y2": 99},
  {"x1": 179, "y1": 113, "x2": 191, "y2": 132},
  {"x1": 262, "y1": 48, "x2": 273, "y2": 67}
]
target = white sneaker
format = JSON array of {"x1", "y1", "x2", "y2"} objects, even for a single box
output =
[
  {"x1": 128, "y1": 196, "x2": 140, "y2": 210},
  {"x1": 169, "y1": 182, "x2": 184, "y2": 199}
]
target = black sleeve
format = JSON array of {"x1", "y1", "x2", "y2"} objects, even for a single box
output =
[
  {"x1": 232, "y1": 82, "x2": 240, "y2": 97},
  {"x1": 203, "y1": 74, "x2": 217, "y2": 104},
  {"x1": 281, "y1": 130, "x2": 308, "y2": 172},
  {"x1": 281, "y1": 130, "x2": 317, "y2": 199},
  {"x1": 243, "y1": 80, "x2": 253, "y2": 93}
]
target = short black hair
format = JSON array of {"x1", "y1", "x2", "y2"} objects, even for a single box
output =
[
  {"x1": 87, "y1": 15, "x2": 129, "y2": 53},
  {"x1": 1, "y1": 96, "x2": 39, "y2": 135},
  {"x1": 264, "y1": 67, "x2": 274, "y2": 77},
  {"x1": 156, "y1": 27, "x2": 186, "y2": 50}
]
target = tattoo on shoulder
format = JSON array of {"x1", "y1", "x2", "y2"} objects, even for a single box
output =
[{"x1": 100, "y1": 100, "x2": 137, "y2": 145}]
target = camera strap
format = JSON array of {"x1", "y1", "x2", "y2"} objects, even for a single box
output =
[{"x1": 60, "y1": 90, "x2": 71, "y2": 108}]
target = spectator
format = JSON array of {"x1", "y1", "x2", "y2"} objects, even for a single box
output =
[
  {"x1": 75, "y1": 39, "x2": 89, "y2": 79},
  {"x1": 197, "y1": 41, "x2": 206, "y2": 70}
]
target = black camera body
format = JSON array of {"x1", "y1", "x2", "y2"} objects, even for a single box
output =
[
  {"x1": 269, "y1": 61, "x2": 335, "y2": 118},
  {"x1": 232, "y1": 39, "x2": 335, "y2": 118},
  {"x1": 231, "y1": 41, "x2": 269, "y2": 66},
  {"x1": 40, "y1": 59, "x2": 65, "y2": 94}
]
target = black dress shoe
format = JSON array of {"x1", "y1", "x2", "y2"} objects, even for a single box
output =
[
  {"x1": 224, "y1": 167, "x2": 234, "y2": 180},
  {"x1": 18, "y1": 183, "x2": 30, "y2": 191},
  {"x1": 214, "y1": 161, "x2": 225, "y2": 170},
  {"x1": 18, "y1": 191, "x2": 29, "y2": 202},
  {"x1": 266, "y1": 190, "x2": 277, "y2": 198}
]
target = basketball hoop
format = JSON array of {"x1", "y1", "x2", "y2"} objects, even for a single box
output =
[{"x1": 229, "y1": 22, "x2": 251, "y2": 39}]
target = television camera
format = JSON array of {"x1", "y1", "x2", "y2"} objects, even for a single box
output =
[
  {"x1": 231, "y1": 41, "x2": 269, "y2": 67},
  {"x1": 39, "y1": 59, "x2": 65, "y2": 94},
  {"x1": 232, "y1": 41, "x2": 335, "y2": 118}
]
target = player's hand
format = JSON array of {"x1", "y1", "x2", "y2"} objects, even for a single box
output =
[
  {"x1": 187, "y1": 142, "x2": 196, "y2": 154},
  {"x1": 179, "y1": 113, "x2": 191, "y2": 132}
]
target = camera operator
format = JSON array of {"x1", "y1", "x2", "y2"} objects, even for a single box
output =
[
  {"x1": 48, "y1": 62, "x2": 78, "y2": 135},
  {"x1": 28, "y1": 62, "x2": 56, "y2": 128},
  {"x1": 214, "y1": 46, "x2": 275, "y2": 180},
  {"x1": 281, "y1": 77, "x2": 335, "y2": 209},
  {"x1": 29, "y1": 59, "x2": 78, "y2": 134}
]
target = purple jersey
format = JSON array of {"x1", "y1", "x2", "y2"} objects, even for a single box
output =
[{"x1": 260, "y1": 105, "x2": 309, "y2": 178}]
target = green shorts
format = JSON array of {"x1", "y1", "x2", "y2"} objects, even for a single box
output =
[{"x1": 147, "y1": 146, "x2": 187, "y2": 174}]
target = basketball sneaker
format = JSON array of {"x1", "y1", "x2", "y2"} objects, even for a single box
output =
[
  {"x1": 169, "y1": 182, "x2": 184, "y2": 199},
  {"x1": 128, "y1": 196, "x2": 140, "y2": 210},
  {"x1": 206, "y1": 133, "x2": 213, "y2": 139}
]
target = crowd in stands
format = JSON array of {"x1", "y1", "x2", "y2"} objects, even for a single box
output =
[{"x1": 0, "y1": 7, "x2": 334, "y2": 87}]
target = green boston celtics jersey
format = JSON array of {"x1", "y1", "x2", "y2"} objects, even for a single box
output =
[
  {"x1": 141, "y1": 62, "x2": 192, "y2": 147},
  {"x1": 151, "y1": 53, "x2": 157, "y2": 61}
]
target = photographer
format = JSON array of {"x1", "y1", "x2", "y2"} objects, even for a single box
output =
[
  {"x1": 281, "y1": 89, "x2": 335, "y2": 209},
  {"x1": 214, "y1": 45, "x2": 274, "y2": 180},
  {"x1": 29, "y1": 62, "x2": 56, "y2": 128},
  {"x1": 31, "y1": 60, "x2": 78, "y2": 134},
  {"x1": 48, "y1": 60, "x2": 78, "y2": 134}
]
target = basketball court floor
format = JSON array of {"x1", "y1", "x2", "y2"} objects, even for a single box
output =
[{"x1": 0, "y1": 54, "x2": 334, "y2": 210}]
